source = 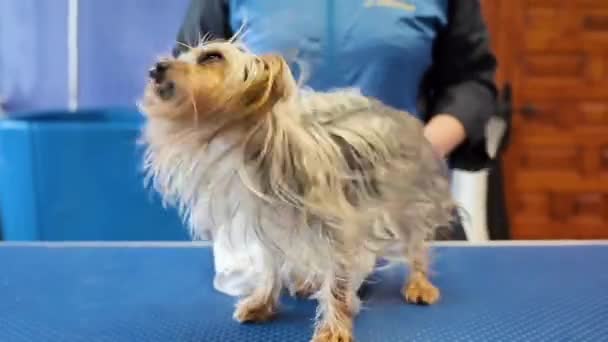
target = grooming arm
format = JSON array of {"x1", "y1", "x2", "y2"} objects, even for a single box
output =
[{"x1": 423, "y1": 0, "x2": 499, "y2": 171}]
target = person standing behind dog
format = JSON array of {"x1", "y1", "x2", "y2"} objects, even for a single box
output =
[{"x1": 172, "y1": 0, "x2": 498, "y2": 295}]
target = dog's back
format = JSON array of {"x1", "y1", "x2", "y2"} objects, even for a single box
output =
[
  {"x1": 325, "y1": 93, "x2": 455, "y2": 248},
  {"x1": 247, "y1": 88, "x2": 456, "y2": 260}
]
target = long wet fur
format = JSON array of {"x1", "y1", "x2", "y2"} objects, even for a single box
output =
[{"x1": 139, "y1": 39, "x2": 457, "y2": 342}]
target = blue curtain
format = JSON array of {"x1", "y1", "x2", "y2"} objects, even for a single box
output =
[
  {"x1": 0, "y1": 0, "x2": 68, "y2": 111},
  {"x1": 0, "y1": 0, "x2": 190, "y2": 113}
]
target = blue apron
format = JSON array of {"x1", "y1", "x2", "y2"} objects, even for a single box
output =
[{"x1": 229, "y1": 0, "x2": 448, "y2": 119}]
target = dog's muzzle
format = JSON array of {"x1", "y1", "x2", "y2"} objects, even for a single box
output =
[
  {"x1": 149, "y1": 61, "x2": 169, "y2": 83},
  {"x1": 149, "y1": 62, "x2": 175, "y2": 100}
]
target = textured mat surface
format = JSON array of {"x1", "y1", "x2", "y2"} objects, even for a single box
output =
[{"x1": 0, "y1": 244, "x2": 607, "y2": 341}]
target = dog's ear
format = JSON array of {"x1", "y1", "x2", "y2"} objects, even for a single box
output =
[
  {"x1": 261, "y1": 54, "x2": 296, "y2": 100},
  {"x1": 240, "y1": 54, "x2": 296, "y2": 114}
]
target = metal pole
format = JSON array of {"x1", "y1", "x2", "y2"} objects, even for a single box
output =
[{"x1": 67, "y1": 0, "x2": 79, "y2": 111}]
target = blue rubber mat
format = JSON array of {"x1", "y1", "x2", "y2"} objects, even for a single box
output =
[{"x1": 0, "y1": 244, "x2": 607, "y2": 341}]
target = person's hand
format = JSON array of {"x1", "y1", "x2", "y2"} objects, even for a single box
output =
[{"x1": 423, "y1": 114, "x2": 466, "y2": 158}]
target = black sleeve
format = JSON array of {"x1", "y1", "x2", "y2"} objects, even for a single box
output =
[
  {"x1": 172, "y1": 0, "x2": 232, "y2": 57},
  {"x1": 421, "y1": 0, "x2": 499, "y2": 171}
]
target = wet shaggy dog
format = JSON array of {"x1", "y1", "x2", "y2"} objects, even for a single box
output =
[{"x1": 139, "y1": 40, "x2": 456, "y2": 342}]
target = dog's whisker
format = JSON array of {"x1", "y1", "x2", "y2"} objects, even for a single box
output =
[
  {"x1": 241, "y1": 29, "x2": 252, "y2": 43},
  {"x1": 176, "y1": 41, "x2": 193, "y2": 50},
  {"x1": 229, "y1": 13, "x2": 249, "y2": 43},
  {"x1": 197, "y1": 32, "x2": 212, "y2": 47}
]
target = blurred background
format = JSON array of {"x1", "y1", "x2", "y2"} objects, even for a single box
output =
[{"x1": 0, "y1": 0, "x2": 606, "y2": 242}]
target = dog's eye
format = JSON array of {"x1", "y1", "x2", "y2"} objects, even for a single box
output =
[{"x1": 197, "y1": 52, "x2": 223, "y2": 64}]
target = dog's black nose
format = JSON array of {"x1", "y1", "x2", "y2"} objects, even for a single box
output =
[{"x1": 149, "y1": 61, "x2": 170, "y2": 83}]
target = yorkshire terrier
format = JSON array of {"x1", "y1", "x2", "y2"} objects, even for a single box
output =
[{"x1": 139, "y1": 40, "x2": 456, "y2": 342}]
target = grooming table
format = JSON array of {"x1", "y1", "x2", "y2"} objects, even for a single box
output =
[{"x1": 1, "y1": 241, "x2": 607, "y2": 342}]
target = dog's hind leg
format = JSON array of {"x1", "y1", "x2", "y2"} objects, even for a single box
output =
[{"x1": 402, "y1": 235, "x2": 440, "y2": 305}]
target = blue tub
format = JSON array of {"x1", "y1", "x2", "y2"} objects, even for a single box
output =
[{"x1": 0, "y1": 110, "x2": 189, "y2": 241}]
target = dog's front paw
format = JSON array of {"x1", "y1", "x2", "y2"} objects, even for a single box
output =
[
  {"x1": 233, "y1": 297, "x2": 277, "y2": 323},
  {"x1": 403, "y1": 273, "x2": 440, "y2": 305},
  {"x1": 312, "y1": 325, "x2": 354, "y2": 342}
]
